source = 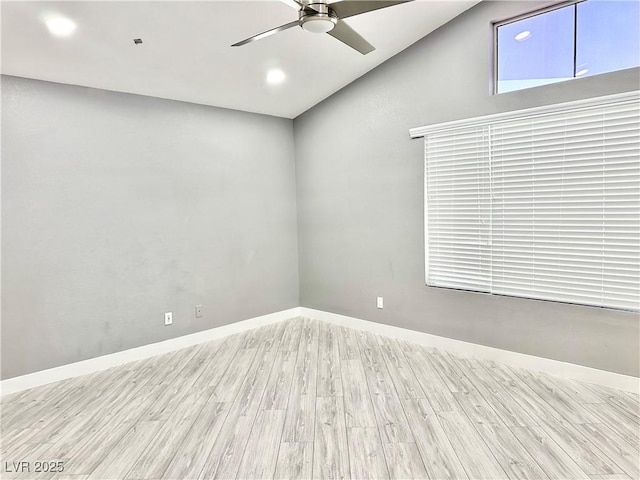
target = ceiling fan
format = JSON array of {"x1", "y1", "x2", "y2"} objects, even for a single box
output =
[{"x1": 231, "y1": 1, "x2": 412, "y2": 55}]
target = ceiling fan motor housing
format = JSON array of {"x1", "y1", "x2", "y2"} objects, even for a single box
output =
[{"x1": 300, "y1": 3, "x2": 338, "y2": 33}]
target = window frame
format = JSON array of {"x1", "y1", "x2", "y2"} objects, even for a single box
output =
[{"x1": 493, "y1": 0, "x2": 588, "y2": 95}]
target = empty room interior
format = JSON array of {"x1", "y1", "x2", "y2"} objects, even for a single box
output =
[{"x1": 1, "y1": 0, "x2": 639, "y2": 479}]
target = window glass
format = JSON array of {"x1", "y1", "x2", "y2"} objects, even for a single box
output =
[
  {"x1": 497, "y1": 5, "x2": 574, "y2": 93},
  {"x1": 495, "y1": 0, "x2": 640, "y2": 94},
  {"x1": 576, "y1": 0, "x2": 640, "y2": 77}
]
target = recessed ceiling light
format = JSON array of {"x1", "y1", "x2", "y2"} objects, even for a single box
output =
[
  {"x1": 514, "y1": 30, "x2": 531, "y2": 41},
  {"x1": 266, "y1": 69, "x2": 286, "y2": 85},
  {"x1": 576, "y1": 68, "x2": 589, "y2": 77},
  {"x1": 45, "y1": 15, "x2": 77, "y2": 37}
]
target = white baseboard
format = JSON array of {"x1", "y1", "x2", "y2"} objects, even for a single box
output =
[
  {"x1": 3, "y1": 306, "x2": 637, "y2": 396},
  {"x1": 300, "y1": 307, "x2": 639, "y2": 393},
  {"x1": 0, "y1": 307, "x2": 301, "y2": 396}
]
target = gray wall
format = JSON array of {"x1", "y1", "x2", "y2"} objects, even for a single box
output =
[
  {"x1": 3, "y1": 1, "x2": 638, "y2": 381},
  {"x1": 294, "y1": 1, "x2": 640, "y2": 376},
  {"x1": 2, "y1": 75, "x2": 299, "y2": 379}
]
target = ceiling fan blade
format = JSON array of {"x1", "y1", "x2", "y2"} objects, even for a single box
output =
[
  {"x1": 232, "y1": 20, "x2": 300, "y2": 47},
  {"x1": 327, "y1": 20, "x2": 375, "y2": 55},
  {"x1": 329, "y1": 0, "x2": 412, "y2": 19}
]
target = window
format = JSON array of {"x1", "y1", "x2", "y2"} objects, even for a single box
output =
[
  {"x1": 495, "y1": 0, "x2": 640, "y2": 94},
  {"x1": 411, "y1": 92, "x2": 640, "y2": 311}
]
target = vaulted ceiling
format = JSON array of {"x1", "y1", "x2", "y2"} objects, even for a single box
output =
[{"x1": 1, "y1": 1, "x2": 478, "y2": 118}]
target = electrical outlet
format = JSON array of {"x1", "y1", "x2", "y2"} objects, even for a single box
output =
[
  {"x1": 377, "y1": 297, "x2": 384, "y2": 309},
  {"x1": 164, "y1": 312, "x2": 172, "y2": 325},
  {"x1": 195, "y1": 305, "x2": 203, "y2": 318}
]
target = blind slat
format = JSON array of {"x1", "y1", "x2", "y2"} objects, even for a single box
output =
[{"x1": 425, "y1": 95, "x2": 640, "y2": 311}]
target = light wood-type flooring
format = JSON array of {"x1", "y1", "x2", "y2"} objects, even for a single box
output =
[{"x1": 1, "y1": 318, "x2": 639, "y2": 479}]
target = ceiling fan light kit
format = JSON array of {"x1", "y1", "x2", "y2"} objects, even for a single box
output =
[
  {"x1": 300, "y1": 4, "x2": 337, "y2": 34},
  {"x1": 231, "y1": 0, "x2": 412, "y2": 55}
]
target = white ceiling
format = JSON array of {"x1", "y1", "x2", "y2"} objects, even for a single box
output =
[{"x1": 1, "y1": 0, "x2": 478, "y2": 118}]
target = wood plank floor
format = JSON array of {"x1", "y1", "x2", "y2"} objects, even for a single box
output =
[{"x1": 1, "y1": 318, "x2": 638, "y2": 479}]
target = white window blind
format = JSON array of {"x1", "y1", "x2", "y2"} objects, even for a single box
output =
[
  {"x1": 425, "y1": 126, "x2": 492, "y2": 292},
  {"x1": 420, "y1": 92, "x2": 640, "y2": 311}
]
